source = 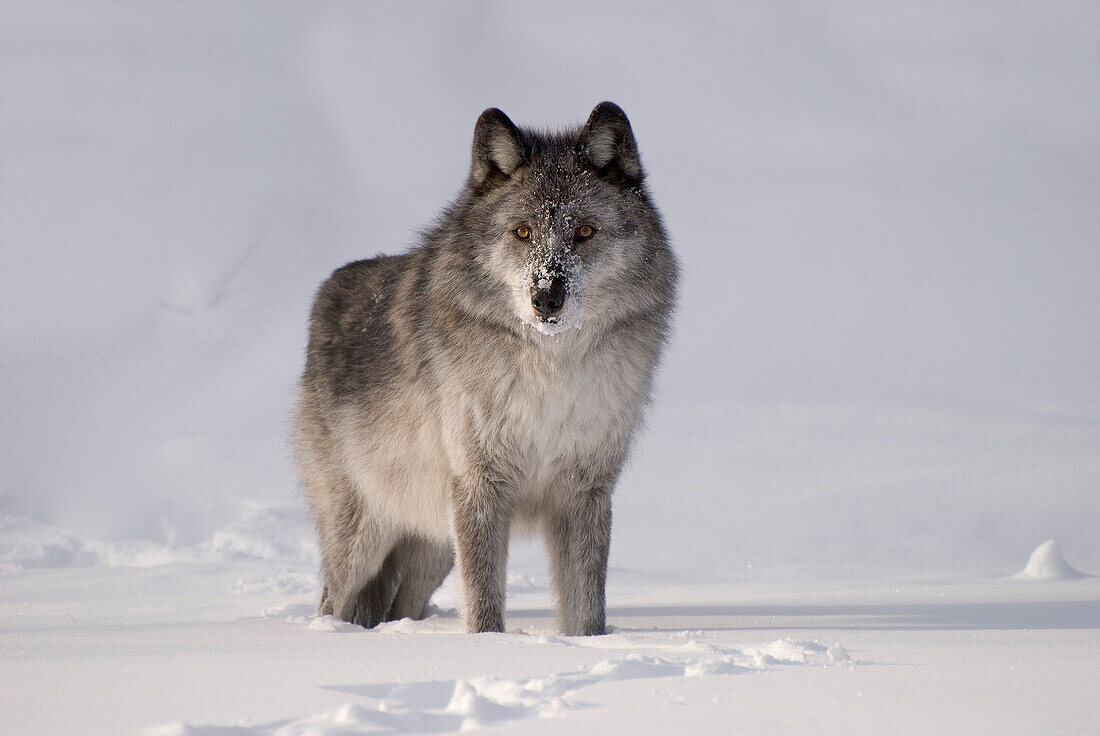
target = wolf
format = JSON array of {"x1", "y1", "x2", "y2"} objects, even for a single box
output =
[{"x1": 294, "y1": 102, "x2": 677, "y2": 635}]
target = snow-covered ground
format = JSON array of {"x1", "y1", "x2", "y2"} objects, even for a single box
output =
[
  {"x1": 2, "y1": 536, "x2": 1098, "y2": 736},
  {"x1": 2, "y1": 1, "x2": 1099, "y2": 734}
]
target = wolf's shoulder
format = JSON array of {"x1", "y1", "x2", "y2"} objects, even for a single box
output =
[
  {"x1": 310, "y1": 253, "x2": 412, "y2": 325},
  {"x1": 321, "y1": 253, "x2": 409, "y2": 299},
  {"x1": 305, "y1": 253, "x2": 418, "y2": 367},
  {"x1": 303, "y1": 253, "x2": 419, "y2": 398}
]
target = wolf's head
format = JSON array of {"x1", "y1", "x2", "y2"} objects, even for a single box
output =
[{"x1": 442, "y1": 103, "x2": 675, "y2": 339}]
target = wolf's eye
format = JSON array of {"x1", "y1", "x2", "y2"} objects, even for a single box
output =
[
  {"x1": 577, "y1": 225, "x2": 595, "y2": 240},
  {"x1": 515, "y1": 225, "x2": 531, "y2": 240}
]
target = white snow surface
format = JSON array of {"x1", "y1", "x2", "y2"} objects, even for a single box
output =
[
  {"x1": 2, "y1": 1, "x2": 1099, "y2": 734},
  {"x1": 2, "y1": 558, "x2": 1099, "y2": 735}
]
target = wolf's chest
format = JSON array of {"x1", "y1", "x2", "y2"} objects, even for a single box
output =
[{"x1": 487, "y1": 344, "x2": 642, "y2": 484}]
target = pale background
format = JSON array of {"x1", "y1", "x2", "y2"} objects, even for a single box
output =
[{"x1": 2, "y1": 0, "x2": 1098, "y2": 584}]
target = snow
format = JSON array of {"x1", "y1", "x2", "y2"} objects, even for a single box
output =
[
  {"x1": 2, "y1": 559, "x2": 1098, "y2": 735},
  {"x1": 1014, "y1": 540, "x2": 1088, "y2": 581},
  {"x1": 2, "y1": 0, "x2": 1099, "y2": 734}
]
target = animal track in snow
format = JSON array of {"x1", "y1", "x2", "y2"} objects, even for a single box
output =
[{"x1": 145, "y1": 629, "x2": 854, "y2": 735}]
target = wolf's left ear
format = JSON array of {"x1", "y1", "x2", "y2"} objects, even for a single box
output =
[
  {"x1": 576, "y1": 102, "x2": 644, "y2": 186},
  {"x1": 471, "y1": 108, "x2": 527, "y2": 189}
]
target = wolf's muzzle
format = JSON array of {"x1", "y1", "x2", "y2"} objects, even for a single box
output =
[{"x1": 531, "y1": 278, "x2": 566, "y2": 320}]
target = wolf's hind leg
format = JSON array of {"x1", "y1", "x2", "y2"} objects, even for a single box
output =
[
  {"x1": 349, "y1": 547, "x2": 404, "y2": 628},
  {"x1": 313, "y1": 484, "x2": 396, "y2": 626},
  {"x1": 323, "y1": 537, "x2": 395, "y2": 626},
  {"x1": 385, "y1": 537, "x2": 455, "y2": 621}
]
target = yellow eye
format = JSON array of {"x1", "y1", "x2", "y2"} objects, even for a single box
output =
[
  {"x1": 577, "y1": 224, "x2": 595, "y2": 240},
  {"x1": 515, "y1": 225, "x2": 531, "y2": 240}
]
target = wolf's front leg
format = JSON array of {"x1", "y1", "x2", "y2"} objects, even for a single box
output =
[
  {"x1": 450, "y1": 477, "x2": 511, "y2": 633},
  {"x1": 544, "y1": 489, "x2": 612, "y2": 636}
]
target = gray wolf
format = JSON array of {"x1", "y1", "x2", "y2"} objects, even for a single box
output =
[{"x1": 294, "y1": 102, "x2": 677, "y2": 634}]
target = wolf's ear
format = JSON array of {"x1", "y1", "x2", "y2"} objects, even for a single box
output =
[
  {"x1": 471, "y1": 108, "x2": 526, "y2": 189},
  {"x1": 576, "y1": 102, "x2": 644, "y2": 186}
]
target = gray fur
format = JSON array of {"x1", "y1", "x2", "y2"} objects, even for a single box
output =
[{"x1": 294, "y1": 102, "x2": 678, "y2": 634}]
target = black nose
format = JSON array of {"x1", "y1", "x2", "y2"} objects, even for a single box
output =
[{"x1": 531, "y1": 279, "x2": 566, "y2": 319}]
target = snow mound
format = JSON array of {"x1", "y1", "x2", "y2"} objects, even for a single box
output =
[
  {"x1": 0, "y1": 512, "x2": 97, "y2": 571},
  {"x1": 307, "y1": 615, "x2": 364, "y2": 633},
  {"x1": 506, "y1": 572, "x2": 549, "y2": 594},
  {"x1": 1013, "y1": 540, "x2": 1087, "y2": 581},
  {"x1": 298, "y1": 612, "x2": 462, "y2": 634},
  {"x1": 589, "y1": 654, "x2": 684, "y2": 680},
  {"x1": 445, "y1": 679, "x2": 535, "y2": 729},
  {"x1": 0, "y1": 504, "x2": 318, "y2": 571},
  {"x1": 373, "y1": 614, "x2": 460, "y2": 634},
  {"x1": 207, "y1": 504, "x2": 318, "y2": 567},
  {"x1": 827, "y1": 644, "x2": 852, "y2": 664}
]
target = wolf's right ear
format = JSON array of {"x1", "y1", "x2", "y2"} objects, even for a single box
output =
[
  {"x1": 576, "y1": 102, "x2": 644, "y2": 186},
  {"x1": 471, "y1": 108, "x2": 526, "y2": 189}
]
